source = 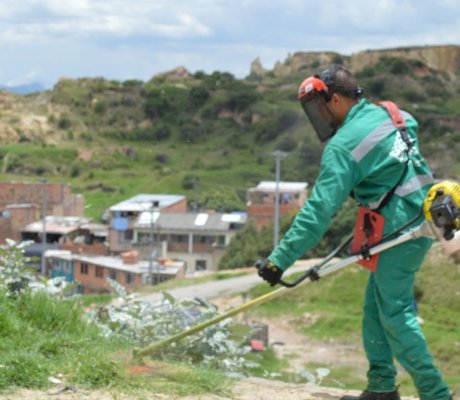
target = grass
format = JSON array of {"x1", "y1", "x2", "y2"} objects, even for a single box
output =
[
  {"x1": 0, "y1": 289, "x2": 124, "y2": 392},
  {"x1": 0, "y1": 288, "x2": 231, "y2": 397}
]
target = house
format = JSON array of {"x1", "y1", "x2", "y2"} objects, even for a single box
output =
[
  {"x1": 109, "y1": 194, "x2": 187, "y2": 253},
  {"x1": 45, "y1": 249, "x2": 186, "y2": 293},
  {"x1": 0, "y1": 181, "x2": 84, "y2": 243},
  {"x1": 21, "y1": 216, "x2": 109, "y2": 269},
  {"x1": 131, "y1": 211, "x2": 246, "y2": 272},
  {"x1": 246, "y1": 181, "x2": 308, "y2": 230}
]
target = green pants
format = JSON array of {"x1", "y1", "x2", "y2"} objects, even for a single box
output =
[{"x1": 363, "y1": 237, "x2": 450, "y2": 399}]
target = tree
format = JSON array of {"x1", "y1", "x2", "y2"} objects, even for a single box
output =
[{"x1": 144, "y1": 89, "x2": 171, "y2": 119}]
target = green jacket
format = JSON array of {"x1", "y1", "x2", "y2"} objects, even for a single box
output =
[{"x1": 268, "y1": 98, "x2": 433, "y2": 271}]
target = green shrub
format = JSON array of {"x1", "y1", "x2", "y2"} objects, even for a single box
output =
[
  {"x1": 367, "y1": 79, "x2": 386, "y2": 97},
  {"x1": 389, "y1": 58, "x2": 410, "y2": 74},
  {"x1": 152, "y1": 123, "x2": 172, "y2": 141},
  {"x1": 277, "y1": 137, "x2": 298, "y2": 152},
  {"x1": 189, "y1": 86, "x2": 210, "y2": 108},
  {"x1": 144, "y1": 89, "x2": 172, "y2": 119},
  {"x1": 255, "y1": 109, "x2": 300, "y2": 142},
  {"x1": 94, "y1": 100, "x2": 108, "y2": 114},
  {"x1": 401, "y1": 89, "x2": 426, "y2": 103},
  {"x1": 356, "y1": 66, "x2": 376, "y2": 79},
  {"x1": 154, "y1": 153, "x2": 169, "y2": 164},
  {"x1": 182, "y1": 175, "x2": 199, "y2": 190},
  {"x1": 57, "y1": 113, "x2": 72, "y2": 129}
]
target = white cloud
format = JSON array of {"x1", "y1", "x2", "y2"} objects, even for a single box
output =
[
  {"x1": 0, "y1": 0, "x2": 459, "y2": 85},
  {"x1": 0, "y1": 0, "x2": 212, "y2": 41}
]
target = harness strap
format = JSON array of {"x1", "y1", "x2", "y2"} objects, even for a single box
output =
[
  {"x1": 349, "y1": 101, "x2": 415, "y2": 211},
  {"x1": 376, "y1": 101, "x2": 413, "y2": 150},
  {"x1": 373, "y1": 101, "x2": 413, "y2": 213}
]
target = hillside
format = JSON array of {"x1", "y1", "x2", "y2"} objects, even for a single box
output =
[{"x1": 1, "y1": 45, "x2": 460, "y2": 221}]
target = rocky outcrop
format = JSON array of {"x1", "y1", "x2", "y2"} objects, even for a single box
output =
[
  {"x1": 348, "y1": 45, "x2": 460, "y2": 77},
  {"x1": 253, "y1": 45, "x2": 460, "y2": 79},
  {"x1": 250, "y1": 57, "x2": 268, "y2": 77},
  {"x1": 251, "y1": 51, "x2": 343, "y2": 78},
  {"x1": 157, "y1": 66, "x2": 191, "y2": 81}
]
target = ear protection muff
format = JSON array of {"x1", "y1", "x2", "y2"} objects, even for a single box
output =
[{"x1": 316, "y1": 65, "x2": 363, "y2": 100}]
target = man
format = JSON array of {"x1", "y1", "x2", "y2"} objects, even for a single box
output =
[{"x1": 255, "y1": 64, "x2": 451, "y2": 400}]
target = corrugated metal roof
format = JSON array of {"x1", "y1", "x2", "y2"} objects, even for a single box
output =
[
  {"x1": 110, "y1": 194, "x2": 185, "y2": 212},
  {"x1": 250, "y1": 181, "x2": 308, "y2": 193},
  {"x1": 134, "y1": 212, "x2": 247, "y2": 232},
  {"x1": 55, "y1": 254, "x2": 183, "y2": 275},
  {"x1": 22, "y1": 216, "x2": 91, "y2": 234}
]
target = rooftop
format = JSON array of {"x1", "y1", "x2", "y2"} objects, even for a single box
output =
[
  {"x1": 22, "y1": 216, "x2": 92, "y2": 235},
  {"x1": 249, "y1": 181, "x2": 308, "y2": 193},
  {"x1": 134, "y1": 211, "x2": 247, "y2": 231},
  {"x1": 45, "y1": 251, "x2": 185, "y2": 275},
  {"x1": 109, "y1": 194, "x2": 186, "y2": 212}
]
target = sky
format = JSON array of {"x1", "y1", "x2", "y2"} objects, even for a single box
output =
[{"x1": 0, "y1": 0, "x2": 460, "y2": 88}]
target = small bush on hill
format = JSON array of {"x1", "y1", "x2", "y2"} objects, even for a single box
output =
[{"x1": 255, "y1": 109, "x2": 300, "y2": 142}]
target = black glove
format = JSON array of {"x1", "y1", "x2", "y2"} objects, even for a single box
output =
[{"x1": 254, "y1": 259, "x2": 283, "y2": 286}]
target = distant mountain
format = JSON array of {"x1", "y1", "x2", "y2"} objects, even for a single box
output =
[{"x1": 0, "y1": 82, "x2": 46, "y2": 94}]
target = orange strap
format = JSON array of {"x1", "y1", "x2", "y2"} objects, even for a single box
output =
[{"x1": 351, "y1": 207, "x2": 385, "y2": 272}]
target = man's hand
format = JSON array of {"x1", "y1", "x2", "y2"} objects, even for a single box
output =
[{"x1": 254, "y1": 259, "x2": 283, "y2": 286}]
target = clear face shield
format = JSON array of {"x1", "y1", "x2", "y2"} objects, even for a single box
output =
[{"x1": 300, "y1": 93, "x2": 339, "y2": 143}]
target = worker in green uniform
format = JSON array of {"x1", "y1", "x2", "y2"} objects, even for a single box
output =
[{"x1": 255, "y1": 64, "x2": 452, "y2": 400}]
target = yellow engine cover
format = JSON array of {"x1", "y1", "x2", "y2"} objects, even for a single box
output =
[{"x1": 423, "y1": 180, "x2": 460, "y2": 221}]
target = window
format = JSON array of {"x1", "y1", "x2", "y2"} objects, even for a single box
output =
[
  {"x1": 118, "y1": 229, "x2": 134, "y2": 243},
  {"x1": 194, "y1": 235, "x2": 214, "y2": 244},
  {"x1": 95, "y1": 266, "x2": 104, "y2": 278},
  {"x1": 80, "y1": 262, "x2": 89, "y2": 275},
  {"x1": 195, "y1": 260, "x2": 207, "y2": 271},
  {"x1": 125, "y1": 272, "x2": 133, "y2": 284},
  {"x1": 109, "y1": 269, "x2": 117, "y2": 280},
  {"x1": 171, "y1": 234, "x2": 188, "y2": 243},
  {"x1": 137, "y1": 232, "x2": 150, "y2": 244},
  {"x1": 63, "y1": 262, "x2": 70, "y2": 273},
  {"x1": 217, "y1": 236, "x2": 226, "y2": 247}
]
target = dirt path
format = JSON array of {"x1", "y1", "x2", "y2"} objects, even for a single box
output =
[
  {"x1": 211, "y1": 294, "x2": 368, "y2": 377},
  {"x1": 0, "y1": 378, "x2": 418, "y2": 400}
]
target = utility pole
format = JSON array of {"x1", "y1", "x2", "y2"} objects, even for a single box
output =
[
  {"x1": 41, "y1": 178, "x2": 48, "y2": 276},
  {"x1": 148, "y1": 200, "x2": 159, "y2": 284},
  {"x1": 272, "y1": 151, "x2": 288, "y2": 247}
]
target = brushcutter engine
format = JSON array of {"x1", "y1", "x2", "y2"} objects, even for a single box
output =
[{"x1": 423, "y1": 181, "x2": 460, "y2": 240}]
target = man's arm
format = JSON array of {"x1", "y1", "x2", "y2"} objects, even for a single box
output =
[{"x1": 268, "y1": 144, "x2": 361, "y2": 271}]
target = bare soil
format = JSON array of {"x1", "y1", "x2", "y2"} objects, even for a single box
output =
[{"x1": 212, "y1": 295, "x2": 368, "y2": 375}]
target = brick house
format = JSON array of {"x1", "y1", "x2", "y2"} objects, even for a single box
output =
[
  {"x1": 246, "y1": 181, "x2": 308, "y2": 230},
  {"x1": 21, "y1": 216, "x2": 109, "y2": 268},
  {"x1": 46, "y1": 250, "x2": 186, "y2": 293},
  {"x1": 0, "y1": 181, "x2": 84, "y2": 243}
]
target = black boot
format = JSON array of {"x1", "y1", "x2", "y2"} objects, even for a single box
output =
[{"x1": 341, "y1": 389, "x2": 401, "y2": 400}]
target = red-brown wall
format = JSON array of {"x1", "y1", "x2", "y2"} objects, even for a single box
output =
[
  {"x1": 164, "y1": 198, "x2": 187, "y2": 213},
  {"x1": 74, "y1": 260, "x2": 142, "y2": 293},
  {"x1": 247, "y1": 204, "x2": 299, "y2": 230}
]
